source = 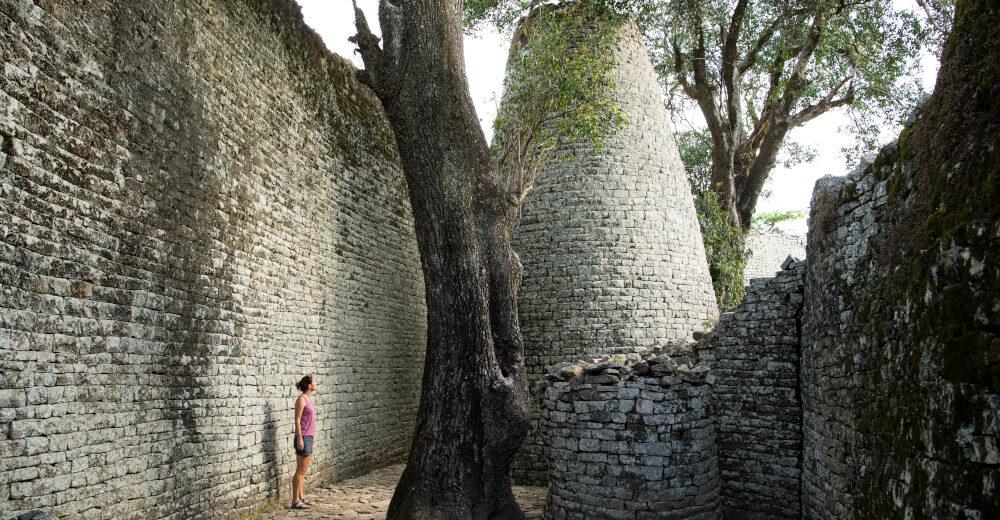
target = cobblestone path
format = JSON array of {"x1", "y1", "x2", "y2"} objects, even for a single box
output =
[{"x1": 257, "y1": 464, "x2": 548, "y2": 520}]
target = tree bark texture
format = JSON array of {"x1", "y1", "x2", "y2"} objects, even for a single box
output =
[{"x1": 352, "y1": 2, "x2": 530, "y2": 519}]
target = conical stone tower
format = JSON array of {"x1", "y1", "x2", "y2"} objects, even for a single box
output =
[{"x1": 507, "y1": 18, "x2": 720, "y2": 485}]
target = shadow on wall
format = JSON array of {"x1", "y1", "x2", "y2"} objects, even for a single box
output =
[
  {"x1": 111, "y1": 1, "x2": 229, "y2": 515},
  {"x1": 263, "y1": 401, "x2": 281, "y2": 501}
]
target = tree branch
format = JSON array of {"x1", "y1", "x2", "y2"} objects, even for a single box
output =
[
  {"x1": 914, "y1": 0, "x2": 947, "y2": 35},
  {"x1": 789, "y1": 78, "x2": 856, "y2": 127},
  {"x1": 739, "y1": 7, "x2": 810, "y2": 73},
  {"x1": 378, "y1": 0, "x2": 403, "y2": 66},
  {"x1": 750, "y1": 5, "x2": 826, "y2": 146},
  {"x1": 690, "y1": 20, "x2": 714, "y2": 97},
  {"x1": 688, "y1": 16, "x2": 727, "y2": 144},
  {"x1": 721, "y1": 0, "x2": 749, "y2": 133},
  {"x1": 723, "y1": 0, "x2": 749, "y2": 71},
  {"x1": 671, "y1": 39, "x2": 699, "y2": 100},
  {"x1": 786, "y1": 9, "x2": 827, "y2": 86},
  {"x1": 745, "y1": 56, "x2": 785, "y2": 153},
  {"x1": 349, "y1": 0, "x2": 402, "y2": 98},
  {"x1": 350, "y1": 1, "x2": 383, "y2": 72}
]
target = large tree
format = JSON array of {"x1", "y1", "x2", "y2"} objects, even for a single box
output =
[
  {"x1": 349, "y1": 1, "x2": 623, "y2": 518},
  {"x1": 645, "y1": 0, "x2": 947, "y2": 230}
]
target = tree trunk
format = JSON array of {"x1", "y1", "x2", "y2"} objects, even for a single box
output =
[
  {"x1": 709, "y1": 139, "x2": 742, "y2": 229},
  {"x1": 733, "y1": 122, "x2": 790, "y2": 231},
  {"x1": 353, "y1": 2, "x2": 531, "y2": 519}
]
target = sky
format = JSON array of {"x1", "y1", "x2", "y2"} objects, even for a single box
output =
[{"x1": 297, "y1": 0, "x2": 939, "y2": 235}]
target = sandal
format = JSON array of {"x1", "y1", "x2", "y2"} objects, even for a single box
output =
[{"x1": 291, "y1": 501, "x2": 310, "y2": 509}]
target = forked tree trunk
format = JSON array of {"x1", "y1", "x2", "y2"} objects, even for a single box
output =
[
  {"x1": 710, "y1": 122, "x2": 790, "y2": 232},
  {"x1": 351, "y1": 1, "x2": 531, "y2": 519},
  {"x1": 675, "y1": 5, "x2": 854, "y2": 233}
]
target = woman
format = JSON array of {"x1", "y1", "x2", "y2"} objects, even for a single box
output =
[{"x1": 291, "y1": 374, "x2": 316, "y2": 509}]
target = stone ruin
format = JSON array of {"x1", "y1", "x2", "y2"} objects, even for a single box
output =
[
  {"x1": 534, "y1": 256, "x2": 806, "y2": 520},
  {"x1": 708, "y1": 259, "x2": 805, "y2": 519},
  {"x1": 539, "y1": 347, "x2": 719, "y2": 520},
  {"x1": 511, "y1": 2, "x2": 999, "y2": 519},
  {"x1": 2, "y1": 0, "x2": 998, "y2": 519},
  {"x1": 510, "y1": 12, "x2": 719, "y2": 487}
]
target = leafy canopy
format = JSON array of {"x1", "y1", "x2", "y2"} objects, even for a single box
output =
[
  {"x1": 466, "y1": 1, "x2": 648, "y2": 200},
  {"x1": 465, "y1": 0, "x2": 646, "y2": 33},
  {"x1": 491, "y1": 2, "x2": 626, "y2": 199},
  {"x1": 644, "y1": 0, "x2": 947, "y2": 162},
  {"x1": 752, "y1": 210, "x2": 806, "y2": 234}
]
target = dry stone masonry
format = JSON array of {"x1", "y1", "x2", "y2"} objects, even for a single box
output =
[
  {"x1": 800, "y1": 2, "x2": 999, "y2": 516},
  {"x1": 510, "y1": 17, "x2": 719, "y2": 486},
  {"x1": 743, "y1": 233, "x2": 806, "y2": 285},
  {"x1": 2, "y1": 0, "x2": 999, "y2": 519},
  {"x1": 698, "y1": 259, "x2": 805, "y2": 520},
  {"x1": 0, "y1": 0, "x2": 426, "y2": 518},
  {"x1": 539, "y1": 347, "x2": 720, "y2": 520}
]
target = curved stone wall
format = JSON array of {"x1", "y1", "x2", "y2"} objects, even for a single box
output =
[
  {"x1": 698, "y1": 260, "x2": 805, "y2": 520},
  {"x1": 510, "y1": 19, "x2": 719, "y2": 484},
  {"x1": 0, "y1": 1, "x2": 425, "y2": 518},
  {"x1": 801, "y1": 1, "x2": 1000, "y2": 516},
  {"x1": 743, "y1": 232, "x2": 806, "y2": 284},
  {"x1": 539, "y1": 350, "x2": 720, "y2": 520}
]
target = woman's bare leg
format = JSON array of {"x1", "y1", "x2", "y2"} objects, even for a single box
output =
[
  {"x1": 293, "y1": 455, "x2": 307, "y2": 503},
  {"x1": 301, "y1": 456, "x2": 312, "y2": 500}
]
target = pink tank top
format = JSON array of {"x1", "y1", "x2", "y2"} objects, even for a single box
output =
[{"x1": 299, "y1": 396, "x2": 316, "y2": 436}]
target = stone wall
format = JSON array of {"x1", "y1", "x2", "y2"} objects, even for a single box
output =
[
  {"x1": 699, "y1": 260, "x2": 805, "y2": 519},
  {"x1": 743, "y1": 233, "x2": 805, "y2": 284},
  {"x1": 510, "y1": 17, "x2": 719, "y2": 485},
  {"x1": 0, "y1": 1, "x2": 426, "y2": 519},
  {"x1": 539, "y1": 348, "x2": 719, "y2": 520},
  {"x1": 800, "y1": 1, "x2": 1000, "y2": 517}
]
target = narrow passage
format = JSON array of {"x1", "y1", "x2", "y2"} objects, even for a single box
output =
[{"x1": 257, "y1": 464, "x2": 548, "y2": 519}]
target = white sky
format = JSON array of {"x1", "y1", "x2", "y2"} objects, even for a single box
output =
[{"x1": 298, "y1": 0, "x2": 938, "y2": 235}]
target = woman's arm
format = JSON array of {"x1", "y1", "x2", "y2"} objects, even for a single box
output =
[{"x1": 294, "y1": 395, "x2": 305, "y2": 448}]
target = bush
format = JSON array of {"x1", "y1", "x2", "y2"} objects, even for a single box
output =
[{"x1": 694, "y1": 191, "x2": 749, "y2": 311}]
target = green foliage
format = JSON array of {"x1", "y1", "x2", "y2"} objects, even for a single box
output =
[
  {"x1": 751, "y1": 209, "x2": 806, "y2": 233},
  {"x1": 489, "y1": 2, "x2": 634, "y2": 198},
  {"x1": 646, "y1": 0, "x2": 944, "y2": 164},
  {"x1": 675, "y1": 129, "x2": 712, "y2": 193},
  {"x1": 913, "y1": 0, "x2": 956, "y2": 50},
  {"x1": 465, "y1": 2, "x2": 657, "y2": 198},
  {"x1": 676, "y1": 128, "x2": 748, "y2": 310},
  {"x1": 695, "y1": 191, "x2": 748, "y2": 311},
  {"x1": 464, "y1": 0, "x2": 535, "y2": 33},
  {"x1": 465, "y1": 0, "x2": 650, "y2": 33},
  {"x1": 778, "y1": 140, "x2": 817, "y2": 169}
]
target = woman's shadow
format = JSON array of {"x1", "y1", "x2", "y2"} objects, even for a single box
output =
[{"x1": 263, "y1": 401, "x2": 282, "y2": 501}]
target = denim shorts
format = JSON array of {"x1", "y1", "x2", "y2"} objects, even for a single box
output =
[{"x1": 295, "y1": 435, "x2": 314, "y2": 457}]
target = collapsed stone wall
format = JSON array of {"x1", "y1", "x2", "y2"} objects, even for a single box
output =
[
  {"x1": 743, "y1": 232, "x2": 805, "y2": 284},
  {"x1": 539, "y1": 348, "x2": 719, "y2": 520},
  {"x1": 0, "y1": 0, "x2": 426, "y2": 518},
  {"x1": 511, "y1": 18, "x2": 719, "y2": 486},
  {"x1": 699, "y1": 260, "x2": 805, "y2": 519},
  {"x1": 800, "y1": 1, "x2": 1000, "y2": 517}
]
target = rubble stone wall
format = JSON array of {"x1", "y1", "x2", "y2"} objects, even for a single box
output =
[
  {"x1": 800, "y1": 1, "x2": 1000, "y2": 517},
  {"x1": 511, "y1": 18, "x2": 718, "y2": 486},
  {"x1": 699, "y1": 260, "x2": 805, "y2": 519},
  {"x1": 0, "y1": 0, "x2": 426, "y2": 518},
  {"x1": 539, "y1": 352, "x2": 720, "y2": 520}
]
